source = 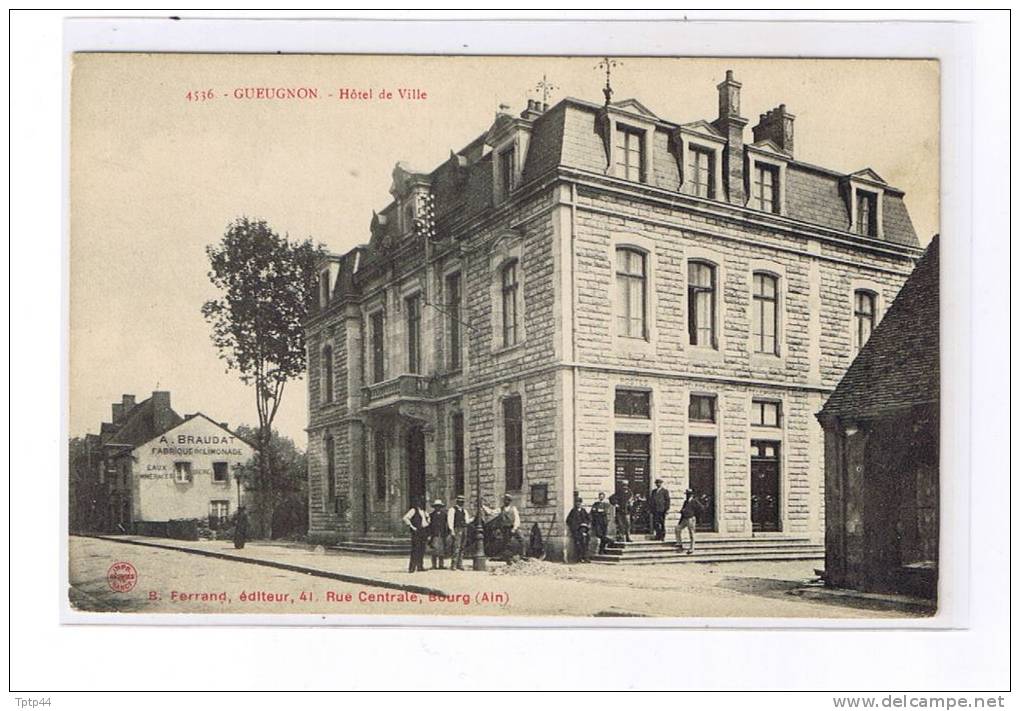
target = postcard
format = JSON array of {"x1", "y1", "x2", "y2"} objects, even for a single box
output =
[{"x1": 67, "y1": 53, "x2": 940, "y2": 620}]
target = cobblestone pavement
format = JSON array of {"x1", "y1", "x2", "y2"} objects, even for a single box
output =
[{"x1": 69, "y1": 536, "x2": 926, "y2": 619}]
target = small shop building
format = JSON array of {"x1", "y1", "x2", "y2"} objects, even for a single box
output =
[{"x1": 76, "y1": 391, "x2": 254, "y2": 533}]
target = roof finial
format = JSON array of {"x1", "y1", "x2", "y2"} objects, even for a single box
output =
[
  {"x1": 535, "y1": 73, "x2": 558, "y2": 106},
  {"x1": 596, "y1": 56, "x2": 621, "y2": 106}
]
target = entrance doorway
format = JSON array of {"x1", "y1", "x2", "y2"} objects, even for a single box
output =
[
  {"x1": 406, "y1": 425, "x2": 426, "y2": 508},
  {"x1": 751, "y1": 440, "x2": 781, "y2": 532},
  {"x1": 614, "y1": 433, "x2": 651, "y2": 534},
  {"x1": 688, "y1": 436, "x2": 717, "y2": 532}
]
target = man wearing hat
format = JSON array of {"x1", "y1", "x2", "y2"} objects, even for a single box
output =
[
  {"x1": 650, "y1": 478, "x2": 671, "y2": 541},
  {"x1": 427, "y1": 498, "x2": 450, "y2": 569},
  {"x1": 401, "y1": 497, "x2": 430, "y2": 573},
  {"x1": 566, "y1": 497, "x2": 592, "y2": 563},
  {"x1": 446, "y1": 494, "x2": 473, "y2": 570},
  {"x1": 676, "y1": 488, "x2": 705, "y2": 554},
  {"x1": 483, "y1": 493, "x2": 523, "y2": 562}
]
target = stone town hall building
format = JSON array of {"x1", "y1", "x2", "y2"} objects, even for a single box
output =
[{"x1": 304, "y1": 71, "x2": 923, "y2": 558}]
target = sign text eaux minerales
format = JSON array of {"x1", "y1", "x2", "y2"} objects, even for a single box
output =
[{"x1": 150, "y1": 433, "x2": 245, "y2": 458}]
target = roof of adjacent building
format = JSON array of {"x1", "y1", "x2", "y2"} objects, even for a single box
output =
[
  {"x1": 360, "y1": 90, "x2": 920, "y2": 256},
  {"x1": 100, "y1": 394, "x2": 183, "y2": 450},
  {"x1": 819, "y1": 235, "x2": 939, "y2": 421},
  {"x1": 146, "y1": 412, "x2": 257, "y2": 451}
]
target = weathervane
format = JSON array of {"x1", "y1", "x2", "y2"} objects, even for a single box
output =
[
  {"x1": 596, "y1": 57, "x2": 621, "y2": 106},
  {"x1": 535, "y1": 73, "x2": 558, "y2": 105}
]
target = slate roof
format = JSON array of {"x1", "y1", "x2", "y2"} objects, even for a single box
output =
[
  {"x1": 819, "y1": 236, "x2": 939, "y2": 420},
  {"x1": 101, "y1": 396, "x2": 183, "y2": 449},
  {"x1": 359, "y1": 92, "x2": 920, "y2": 253}
]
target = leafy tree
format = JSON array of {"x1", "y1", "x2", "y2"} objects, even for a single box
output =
[
  {"x1": 202, "y1": 217, "x2": 322, "y2": 536},
  {"x1": 233, "y1": 425, "x2": 309, "y2": 539}
]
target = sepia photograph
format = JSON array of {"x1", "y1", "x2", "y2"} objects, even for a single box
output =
[{"x1": 65, "y1": 52, "x2": 943, "y2": 621}]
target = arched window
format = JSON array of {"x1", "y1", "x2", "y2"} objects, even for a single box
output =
[
  {"x1": 752, "y1": 273, "x2": 779, "y2": 355},
  {"x1": 321, "y1": 344, "x2": 334, "y2": 403},
  {"x1": 615, "y1": 248, "x2": 647, "y2": 339},
  {"x1": 854, "y1": 290, "x2": 877, "y2": 353},
  {"x1": 688, "y1": 260, "x2": 717, "y2": 348},
  {"x1": 501, "y1": 260, "x2": 519, "y2": 347}
]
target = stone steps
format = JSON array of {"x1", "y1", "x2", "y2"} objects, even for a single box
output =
[
  {"x1": 592, "y1": 536, "x2": 823, "y2": 565},
  {"x1": 331, "y1": 537, "x2": 410, "y2": 556}
]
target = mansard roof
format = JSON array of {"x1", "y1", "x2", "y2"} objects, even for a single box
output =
[{"x1": 359, "y1": 91, "x2": 921, "y2": 258}]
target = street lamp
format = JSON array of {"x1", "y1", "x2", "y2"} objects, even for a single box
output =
[{"x1": 472, "y1": 444, "x2": 487, "y2": 572}]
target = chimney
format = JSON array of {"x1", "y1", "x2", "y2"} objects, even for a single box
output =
[
  {"x1": 521, "y1": 99, "x2": 546, "y2": 121},
  {"x1": 122, "y1": 394, "x2": 136, "y2": 410},
  {"x1": 111, "y1": 403, "x2": 124, "y2": 423},
  {"x1": 711, "y1": 70, "x2": 749, "y2": 206},
  {"x1": 151, "y1": 390, "x2": 175, "y2": 434},
  {"x1": 753, "y1": 104, "x2": 795, "y2": 155}
]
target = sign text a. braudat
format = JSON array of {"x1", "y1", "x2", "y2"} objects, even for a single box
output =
[{"x1": 150, "y1": 433, "x2": 244, "y2": 457}]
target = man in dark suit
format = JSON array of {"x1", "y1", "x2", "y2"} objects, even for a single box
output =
[
  {"x1": 609, "y1": 483, "x2": 632, "y2": 542},
  {"x1": 566, "y1": 497, "x2": 592, "y2": 563},
  {"x1": 649, "y1": 478, "x2": 671, "y2": 541}
]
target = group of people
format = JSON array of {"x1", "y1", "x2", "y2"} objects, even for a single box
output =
[
  {"x1": 402, "y1": 482, "x2": 705, "y2": 570},
  {"x1": 402, "y1": 493, "x2": 523, "y2": 573},
  {"x1": 566, "y1": 480, "x2": 706, "y2": 563}
]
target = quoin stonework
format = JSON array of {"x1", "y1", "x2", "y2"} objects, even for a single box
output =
[{"x1": 304, "y1": 71, "x2": 923, "y2": 559}]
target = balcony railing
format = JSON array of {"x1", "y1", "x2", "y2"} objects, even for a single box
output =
[{"x1": 362, "y1": 373, "x2": 439, "y2": 408}]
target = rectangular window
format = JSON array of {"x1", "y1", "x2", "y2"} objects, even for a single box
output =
[
  {"x1": 503, "y1": 396, "x2": 523, "y2": 491},
  {"x1": 498, "y1": 147, "x2": 516, "y2": 201},
  {"x1": 854, "y1": 290, "x2": 877, "y2": 353},
  {"x1": 451, "y1": 412, "x2": 465, "y2": 497},
  {"x1": 370, "y1": 311, "x2": 385, "y2": 384},
  {"x1": 751, "y1": 400, "x2": 782, "y2": 428},
  {"x1": 614, "y1": 389, "x2": 651, "y2": 418},
  {"x1": 406, "y1": 294, "x2": 421, "y2": 374},
  {"x1": 686, "y1": 146, "x2": 714, "y2": 198},
  {"x1": 174, "y1": 461, "x2": 192, "y2": 484},
  {"x1": 688, "y1": 261, "x2": 717, "y2": 348},
  {"x1": 752, "y1": 273, "x2": 779, "y2": 355},
  {"x1": 325, "y1": 436, "x2": 336, "y2": 506},
  {"x1": 322, "y1": 344, "x2": 334, "y2": 403},
  {"x1": 688, "y1": 394, "x2": 716, "y2": 423},
  {"x1": 614, "y1": 126, "x2": 644, "y2": 182},
  {"x1": 857, "y1": 191, "x2": 878, "y2": 237},
  {"x1": 501, "y1": 261, "x2": 519, "y2": 348},
  {"x1": 213, "y1": 462, "x2": 229, "y2": 483},
  {"x1": 373, "y1": 430, "x2": 386, "y2": 501},
  {"x1": 615, "y1": 248, "x2": 647, "y2": 338},
  {"x1": 209, "y1": 500, "x2": 230, "y2": 528},
  {"x1": 446, "y1": 273, "x2": 462, "y2": 370},
  {"x1": 753, "y1": 164, "x2": 780, "y2": 213}
]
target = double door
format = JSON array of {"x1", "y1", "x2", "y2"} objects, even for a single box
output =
[{"x1": 614, "y1": 433, "x2": 651, "y2": 534}]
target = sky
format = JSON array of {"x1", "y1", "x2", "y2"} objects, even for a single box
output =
[{"x1": 69, "y1": 54, "x2": 939, "y2": 444}]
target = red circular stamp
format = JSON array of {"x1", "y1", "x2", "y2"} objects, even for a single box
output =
[{"x1": 107, "y1": 561, "x2": 137, "y2": 593}]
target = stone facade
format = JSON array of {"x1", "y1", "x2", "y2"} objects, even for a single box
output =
[{"x1": 305, "y1": 76, "x2": 923, "y2": 559}]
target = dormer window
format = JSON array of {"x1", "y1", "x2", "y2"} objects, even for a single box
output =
[
  {"x1": 752, "y1": 163, "x2": 780, "y2": 214},
  {"x1": 614, "y1": 125, "x2": 644, "y2": 182},
  {"x1": 319, "y1": 269, "x2": 331, "y2": 308},
  {"x1": 847, "y1": 170, "x2": 886, "y2": 239},
  {"x1": 404, "y1": 202, "x2": 416, "y2": 234},
  {"x1": 686, "y1": 145, "x2": 715, "y2": 198},
  {"x1": 856, "y1": 190, "x2": 878, "y2": 237},
  {"x1": 497, "y1": 146, "x2": 516, "y2": 202}
]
